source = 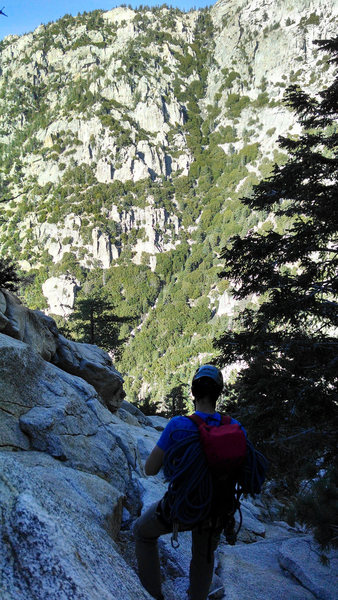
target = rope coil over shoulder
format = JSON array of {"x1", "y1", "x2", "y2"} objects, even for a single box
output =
[
  {"x1": 163, "y1": 429, "x2": 213, "y2": 533},
  {"x1": 239, "y1": 439, "x2": 269, "y2": 495}
]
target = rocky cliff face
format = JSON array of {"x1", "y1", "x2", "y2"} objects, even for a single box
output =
[
  {"x1": 1, "y1": 0, "x2": 336, "y2": 273},
  {"x1": 207, "y1": 0, "x2": 336, "y2": 155},
  {"x1": 0, "y1": 289, "x2": 124, "y2": 410},
  {"x1": 0, "y1": 293, "x2": 336, "y2": 600},
  {"x1": 0, "y1": 0, "x2": 337, "y2": 398}
]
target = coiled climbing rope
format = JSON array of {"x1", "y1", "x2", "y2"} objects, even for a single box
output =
[
  {"x1": 239, "y1": 439, "x2": 268, "y2": 495},
  {"x1": 163, "y1": 429, "x2": 213, "y2": 526}
]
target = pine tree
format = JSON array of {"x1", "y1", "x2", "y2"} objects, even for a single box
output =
[
  {"x1": 162, "y1": 383, "x2": 190, "y2": 418},
  {"x1": 0, "y1": 257, "x2": 20, "y2": 291},
  {"x1": 216, "y1": 38, "x2": 338, "y2": 549},
  {"x1": 66, "y1": 289, "x2": 128, "y2": 356}
]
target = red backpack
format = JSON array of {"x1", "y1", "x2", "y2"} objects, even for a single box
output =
[{"x1": 187, "y1": 413, "x2": 247, "y2": 473}]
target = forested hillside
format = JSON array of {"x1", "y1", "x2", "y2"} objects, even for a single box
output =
[{"x1": 0, "y1": 0, "x2": 337, "y2": 409}]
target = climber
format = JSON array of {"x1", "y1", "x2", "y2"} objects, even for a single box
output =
[{"x1": 133, "y1": 364, "x2": 246, "y2": 600}]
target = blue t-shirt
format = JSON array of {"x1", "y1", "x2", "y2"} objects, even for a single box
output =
[{"x1": 157, "y1": 411, "x2": 246, "y2": 454}]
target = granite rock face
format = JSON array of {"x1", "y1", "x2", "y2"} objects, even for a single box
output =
[
  {"x1": 0, "y1": 334, "x2": 127, "y2": 488},
  {"x1": 0, "y1": 293, "x2": 337, "y2": 599},
  {"x1": 0, "y1": 289, "x2": 58, "y2": 361},
  {"x1": 53, "y1": 335, "x2": 124, "y2": 412},
  {"x1": 0, "y1": 320, "x2": 161, "y2": 598},
  {"x1": 0, "y1": 291, "x2": 125, "y2": 411},
  {"x1": 42, "y1": 274, "x2": 80, "y2": 317},
  {"x1": 278, "y1": 537, "x2": 338, "y2": 600},
  {"x1": 0, "y1": 451, "x2": 152, "y2": 600}
]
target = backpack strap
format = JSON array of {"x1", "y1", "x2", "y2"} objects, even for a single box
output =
[
  {"x1": 221, "y1": 415, "x2": 231, "y2": 425},
  {"x1": 187, "y1": 413, "x2": 204, "y2": 426},
  {"x1": 187, "y1": 413, "x2": 231, "y2": 427}
]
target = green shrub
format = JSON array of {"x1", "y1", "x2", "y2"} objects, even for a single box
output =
[
  {"x1": 253, "y1": 92, "x2": 270, "y2": 108},
  {"x1": 225, "y1": 94, "x2": 251, "y2": 118}
]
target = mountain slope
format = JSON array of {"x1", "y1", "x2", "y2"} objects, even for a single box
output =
[{"x1": 0, "y1": 0, "x2": 337, "y2": 406}]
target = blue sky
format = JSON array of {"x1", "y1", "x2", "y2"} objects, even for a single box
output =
[{"x1": 0, "y1": 1, "x2": 213, "y2": 40}]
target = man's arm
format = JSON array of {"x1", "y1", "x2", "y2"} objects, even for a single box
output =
[
  {"x1": 145, "y1": 416, "x2": 181, "y2": 475},
  {"x1": 145, "y1": 444, "x2": 164, "y2": 475}
]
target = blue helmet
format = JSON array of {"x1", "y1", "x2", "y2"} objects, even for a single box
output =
[{"x1": 192, "y1": 364, "x2": 223, "y2": 391}]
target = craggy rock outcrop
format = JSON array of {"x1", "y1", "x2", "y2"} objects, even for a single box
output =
[
  {"x1": 0, "y1": 451, "x2": 151, "y2": 600},
  {"x1": 0, "y1": 289, "x2": 58, "y2": 361},
  {"x1": 0, "y1": 290, "x2": 124, "y2": 411},
  {"x1": 278, "y1": 538, "x2": 338, "y2": 600},
  {"x1": 0, "y1": 324, "x2": 161, "y2": 599},
  {"x1": 42, "y1": 274, "x2": 80, "y2": 317},
  {"x1": 0, "y1": 333, "x2": 134, "y2": 492},
  {"x1": 53, "y1": 335, "x2": 124, "y2": 412}
]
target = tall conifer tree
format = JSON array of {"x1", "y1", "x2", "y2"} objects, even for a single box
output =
[
  {"x1": 66, "y1": 286, "x2": 129, "y2": 356},
  {"x1": 216, "y1": 38, "x2": 337, "y2": 548},
  {"x1": 0, "y1": 258, "x2": 20, "y2": 291}
]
